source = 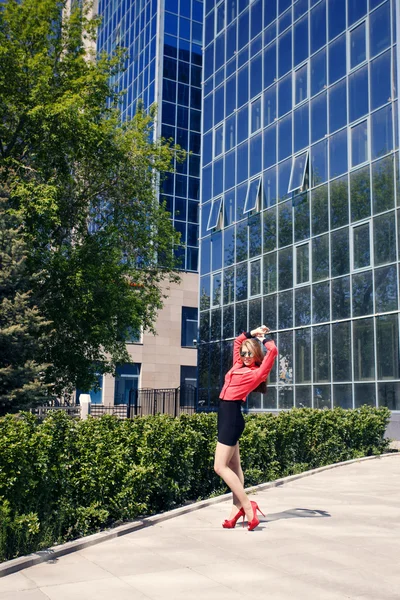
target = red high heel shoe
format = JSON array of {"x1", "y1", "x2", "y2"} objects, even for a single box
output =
[
  {"x1": 222, "y1": 507, "x2": 245, "y2": 529},
  {"x1": 247, "y1": 501, "x2": 265, "y2": 531}
]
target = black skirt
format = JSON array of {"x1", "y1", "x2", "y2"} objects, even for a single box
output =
[{"x1": 217, "y1": 399, "x2": 245, "y2": 446}]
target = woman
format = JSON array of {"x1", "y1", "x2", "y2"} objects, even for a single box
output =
[{"x1": 214, "y1": 325, "x2": 278, "y2": 531}]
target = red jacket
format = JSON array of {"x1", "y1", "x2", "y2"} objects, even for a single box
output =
[{"x1": 219, "y1": 333, "x2": 278, "y2": 402}]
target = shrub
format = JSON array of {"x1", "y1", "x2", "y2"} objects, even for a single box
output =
[{"x1": 0, "y1": 406, "x2": 390, "y2": 561}]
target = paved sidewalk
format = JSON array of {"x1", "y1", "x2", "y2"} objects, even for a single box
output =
[{"x1": 1, "y1": 454, "x2": 399, "y2": 600}]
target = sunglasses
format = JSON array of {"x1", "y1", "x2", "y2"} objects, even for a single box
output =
[{"x1": 240, "y1": 351, "x2": 254, "y2": 358}]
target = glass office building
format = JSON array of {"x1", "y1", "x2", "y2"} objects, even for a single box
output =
[
  {"x1": 97, "y1": 0, "x2": 203, "y2": 271},
  {"x1": 199, "y1": 0, "x2": 400, "y2": 416}
]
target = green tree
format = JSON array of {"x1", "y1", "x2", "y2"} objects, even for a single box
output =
[
  {"x1": 0, "y1": 191, "x2": 51, "y2": 411},
  {"x1": 0, "y1": 0, "x2": 184, "y2": 395}
]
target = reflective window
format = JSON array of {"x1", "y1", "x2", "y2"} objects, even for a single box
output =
[
  {"x1": 311, "y1": 92, "x2": 327, "y2": 143},
  {"x1": 374, "y1": 212, "x2": 396, "y2": 265},
  {"x1": 263, "y1": 293, "x2": 277, "y2": 330},
  {"x1": 351, "y1": 121, "x2": 368, "y2": 167},
  {"x1": 350, "y1": 22, "x2": 366, "y2": 70},
  {"x1": 311, "y1": 49, "x2": 326, "y2": 97},
  {"x1": 350, "y1": 166, "x2": 371, "y2": 222},
  {"x1": 310, "y1": 0, "x2": 326, "y2": 54},
  {"x1": 235, "y1": 220, "x2": 247, "y2": 261},
  {"x1": 250, "y1": 259, "x2": 261, "y2": 296},
  {"x1": 279, "y1": 200, "x2": 293, "y2": 247},
  {"x1": 264, "y1": 85, "x2": 277, "y2": 127},
  {"x1": 328, "y1": 34, "x2": 346, "y2": 85},
  {"x1": 333, "y1": 384, "x2": 353, "y2": 408},
  {"x1": 377, "y1": 315, "x2": 400, "y2": 380},
  {"x1": 379, "y1": 382, "x2": 400, "y2": 410},
  {"x1": 244, "y1": 178, "x2": 261, "y2": 213},
  {"x1": 263, "y1": 252, "x2": 277, "y2": 294},
  {"x1": 237, "y1": 105, "x2": 248, "y2": 145},
  {"x1": 375, "y1": 265, "x2": 398, "y2": 313},
  {"x1": 278, "y1": 114, "x2": 292, "y2": 161},
  {"x1": 237, "y1": 66, "x2": 249, "y2": 108},
  {"x1": 294, "y1": 0, "x2": 308, "y2": 20},
  {"x1": 372, "y1": 156, "x2": 395, "y2": 214},
  {"x1": 331, "y1": 227, "x2": 350, "y2": 276},
  {"x1": 295, "y1": 286, "x2": 311, "y2": 326},
  {"x1": 250, "y1": 52, "x2": 262, "y2": 99},
  {"x1": 311, "y1": 185, "x2": 329, "y2": 235},
  {"x1": 250, "y1": 133, "x2": 262, "y2": 177},
  {"x1": 235, "y1": 300, "x2": 247, "y2": 336},
  {"x1": 370, "y1": 1, "x2": 391, "y2": 59},
  {"x1": 215, "y1": 125, "x2": 223, "y2": 157},
  {"x1": 207, "y1": 197, "x2": 223, "y2": 230},
  {"x1": 371, "y1": 104, "x2": 393, "y2": 160},
  {"x1": 278, "y1": 158, "x2": 292, "y2": 202},
  {"x1": 370, "y1": 51, "x2": 391, "y2": 112},
  {"x1": 238, "y1": 9, "x2": 249, "y2": 50},
  {"x1": 235, "y1": 262, "x2": 248, "y2": 301},
  {"x1": 263, "y1": 124, "x2": 277, "y2": 170},
  {"x1": 312, "y1": 235, "x2": 329, "y2": 282},
  {"x1": 225, "y1": 150, "x2": 235, "y2": 191},
  {"x1": 212, "y1": 272, "x2": 222, "y2": 307},
  {"x1": 329, "y1": 80, "x2": 347, "y2": 134},
  {"x1": 329, "y1": 129, "x2": 348, "y2": 178},
  {"x1": 353, "y1": 318, "x2": 375, "y2": 380},
  {"x1": 313, "y1": 325, "x2": 330, "y2": 382},
  {"x1": 294, "y1": 103, "x2": 309, "y2": 153},
  {"x1": 251, "y1": 97, "x2": 261, "y2": 133},
  {"x1": 225, "y1": 75, "x2": 236, "y2": 117},
  {"x1": 330, "y1": 176, "x2": 349, "y2": 228},
  {"x1": 223, "y1": 224, "x2": 235, "y2": 266},
  {"x1": 328, "y1": 0, "x2": 345, "y2": 40},
  {"x1": 278, "y1": 29, "x2": 292, "y2": 77},
  {"x1": 264, "y1": 42, "x2": 277, "y2": 89},
  {"x1": 295, "y1": 63, "x2": 308, "y2": 105},
  {"x1": 354, "y1": 383, "x2": 376, "y2": 407},
  {"x1": 278, "y1": 73, "x2": 292, "y2": 117},
  {"x1": 236, "y1": 141, "x2": 248, "y2": 184},
  {"x1": 352, "y1": 270, "x2": 373, "y2": 316},
  {"x1": 212, "y1": 231, "x2": 223, "y2": 271},
  {"x1": 349, "y1": 66, "x2": 369, "y2": 123},
  {"x1": 332, "y1": 321, "x2": 352, "y2": 381},
  {"x1": 294, "y1": 15, "x2": 308, "y2": 67},
  {"x1": 313, "y1": 281, "x2": 330, "y2": 323},
  {"x1": 294, "y1": 192, "x2": 310, "y2": 242},
  {"x1": 289, "y1": 152, "x2": 308, "y2": 192},
  {"x1": 296, "y1": 386, "x2": 312, "y2": 408},
  {"x1": 332, "y1": 276, "x2": 351, "y2": 319},
  {"x1": 223, "y1": 305, "x2": 234, "y2": 338},
  {"x1": 263, "y1": 167, "x2": 277, "y2": 209},
  {"x1": 216, "y1": 1, "x2": 225, "y2": 34},
  {"x1": 225, "y1": 115, "x2": 236, "y2": 151},
  {"x1": 278, "y1": 289, "x2": 293, "y2": 328},
  {"x1": 278, "y1": 247, "x2": 293, "y2": 290},
  {"x1": 353, "y1": 222, "x2": 371, "y2": 269},
  {"x1": 296, "y1": 243, "x2": 310, "y2": 285},
  {"x1": 311, "y1": 139, "x2": 328, "y2": 187},
  {"x1": 223, "y1": 266, "x2": 235, "y2": 304},
  {"x1": 348, "y1": 0, "x2": 367, "y2": 26},
  {"x1": 295, "y1": 328, "x2": 311, "y2": 383}
]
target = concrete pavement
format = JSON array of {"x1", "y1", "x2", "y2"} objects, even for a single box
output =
[{"x1": 1, "y1": 454, "x2": 399, "y2": 600}]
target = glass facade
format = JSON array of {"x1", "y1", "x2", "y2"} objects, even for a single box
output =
[
  {"x1": 97, "y1": 0, "x2": 202, "y2": 271},
  {"x1": 199, "y1": 0, "x2": 400, "y2": 411}
]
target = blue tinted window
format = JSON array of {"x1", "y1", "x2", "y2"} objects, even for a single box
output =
[
  {"x1": 311, "y1": 92, "x2": 327, "y2": 143},
  {"x1": 190, "y1": 109, "x2": 201, "y2": 132},
  {"x1": 264, "y1": 85, "x2": 277, "y2": 126},
  {"x1": 236, "y1": 142, "x2": 249, "y2": 184},
  {"x1": 264, "y1": 42, "x2": 277, "y2": 89},
  {"x1": 224, "y1": 150, "x2": 236, "y2": 190},
  {"x1": 251, "y1": 0, "x2": 262, "y2": 38},
  {"x1": 202, "y1": 165, "x2": 212, "y2": 203},
  {"x1": 278, "y1": 29, "x2": 292, "y2": 77},
  {"x1": 370, "y1": 51, "x2": 391, "y2": 111},
  {"x1": 212, "y1": 232, "x2": 223, "y2": 271},
  {"x1": 278, "y1": 73, "x2": 292, "y2": 117},
  {"x1": 294, "y1": 15, "x2": 308, "y2": 67},
  {"x1": 238, "y1": 46, "x2": 249, "y2": 68},
  {"x1": 193, "y1": 0, "x2": 203, "y2": 22},
  {"x1": 311, "y1": 139, "x2": 328, "y2": 186},
  {"x1": 204, "y1": 43, "x2": 214, "y2": 80},
  {"x1": 310, "y1": 0, "x2": 326, "y2": 54},
  {"x1": 237, "y1": 66, "x2": 249, "y2": 107},
  {"x1": 180, "y1": 17, "x2": 191, "y2": 40},
  {"x1": 177, "y1": 105, "x2": 188, "y2": 129},
  {"x1": 371, "y1": 104, "x2": 393, "y2": 159},
  {"x1": 264, "y1": 22, "x2": 277, "y2": 45},
  {"x1": 164, "y1": 35, "x2": 178, "y2": 58},
  {"x1": 279, "y1": 0, "x2": 291, "y2": 14},
  {"x1": 350, "y1": 22, "x2": 366, "y2": 70},
  {"x1": 263, "y1": 124, "x2": 277, "y2": 169},
  {"x1": 294, "y1": 103, "x2": 309, "y2": 153},
  {"x1": 213, "y1": 158, "x2": 223, "y2": 197},
  {"x1": 162, "y1": 101, "x2": 175, "y2": 125},
  {"x1": 348, "y1": 0, "x2": 367, "y2": 27},
  {"x1": 178, "y1": 83, "x2": 189, "y2": 106},
  {"x1": 349, "y1": 65, "x2": 369, "y2": 123},
  {"x1": 250, "y1": 53, "x2": 262, "y2": 98},
  {"x1": 329, "y1": 79, "x2": 347, "y2": 133},
  {"x1": 190, "y1": 132, "x2": 201, "y2": 154},
  {"x1": 214, "y1": 85, "x2": 224, "y2": 125},
  {"x1": 166, "y1": 0, "x2": 178, "y2": 12},
  {"x1": 225, "y1": 114, "x2": 236, "y2": 151},
  {"x1": 328, "y1": 34, "x2": 346, "y2": 84},
  {"x1": 264, "y1": 0, "x2": 277, "y2": 27},
  {"x1": 163, "y1": 79, "x2": 176, "y2": 103},
  {"x1": 251, "y1": 34, "x2": 263, "y2": 57},
  {"x1": 200, "y1": 238, "x2": 210, "y2": 274},
  {"x1": 294, "y1": 0, "x2": 308, "y2": 20},
  {"x1": 263, "y1": 167, "x2": 277, "y2": 208},
  {"x1": 227, "y1": 22, "x2": 237, "y2": 56},
  {"x1": 328, "y1": 0, "x2": 345, "y2": 40},
  {"x1": 329, "y1": 129, "x2": 348, "y2": 178},
  {"x1": 238, "y1": 10, "x2": 249, "y2": 50},
  {"x1": 370, "y1": 1, "x2": 391, "y2": 59},
  {"x1": 236, "y1": 182, "x2": 247, "y2": 220},
  {"x1": 164, "y1": 56, "x2": 177, "y2": 80},
  {"x1": 279, "y1": 9, "x2": 291, "y2": 34},
  {"x1": 205, "y1": 12, "x2": 214, "y2": 46},
  {"x1": 351, "y1": 121, "x2": 368, "y2": 167},
  {"x1": 250, "y1": 133, "x2": 262, "y2": 177},
  {"x1": 215, "y1": 33, "x2": 225, "y2": 71},
  {"x1": 311, "y1": 49, "x2": 326, "y2": 96},
  {"x1": 165, "y1": 12, "x2": 178, "y2": 36},
  {"x1": 278, "y1": 114, "x2": 292, "y2": 161},
  {"x1": 278, "y1": 158, "x2": 292, "y2": 201},
  {"x1": 237, "y1": 104, "x2": 249, "y2": 144},
  {"x1": 225, "y1": 75, "x2": 236, "y2": 116}
]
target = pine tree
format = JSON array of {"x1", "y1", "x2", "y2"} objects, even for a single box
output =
[{"x1": 0, "y1": 192, "x2": 51, "y2": 412}]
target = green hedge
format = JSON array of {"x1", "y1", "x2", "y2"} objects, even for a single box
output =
[{"x1": 0, "y1": 406, "x2": 390, "y2": 562}]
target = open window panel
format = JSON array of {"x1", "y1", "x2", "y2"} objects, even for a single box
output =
[
  {"x1": 243, "y1": 177, "x2": 262, "y2": 214},
  {"x1": 288, "y1": 151, "x2": 309, "y2": 193},
  {"x1": 206, "y1": 196, "x2": 223, "y2": 231}
]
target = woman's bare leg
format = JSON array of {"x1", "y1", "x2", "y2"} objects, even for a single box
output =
[
  {"x1": 214, "y1": 442, "x2": 252, "y2": 520},
  {"x1": 227, "y1": 443, "x2": 245, "y2": 518}
]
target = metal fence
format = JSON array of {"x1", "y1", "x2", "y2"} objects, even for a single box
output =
[
  {"x1": 30, "y1": 405, "x2": 82, "y2": 420},
  {"x1": 89, "y1": 385, "x2": 197, "y2": 419}
]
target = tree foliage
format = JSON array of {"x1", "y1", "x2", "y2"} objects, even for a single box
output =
[{"x1": 0, "y1": 0, "x2": 184, "y2": 396}]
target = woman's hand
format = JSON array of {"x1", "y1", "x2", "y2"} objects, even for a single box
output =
[{"x1": 250, "y1": 325, "x2": 270, "y2": 339}]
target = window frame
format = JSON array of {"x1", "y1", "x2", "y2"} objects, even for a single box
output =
[
  {"x1": 248, "y1": 257, "x2": 262, "y2": 298},
  {"x1": 293, "y1": 61, "x2": 309, "y2": 107},
  {"x1": 214, "y1": 124, "x2": 224, "y2": 157},
  {"x1": 181, "y1": 306, "x2": 199, "y2": 347},
  {"x1": 244, "y1": 177, "x2": 262, "y2": 214},
  {"x1": 348, "y1": 18, "x2": 368, "y2": 72},
  {"x1": 294, "y1": 241, "x2": 311, "y2": 286},
  {"x1": 351, "y1": 220, "x2": 372, "y2": 272},
  {"x1": 288, "y1": 150, "x2": 309, "y2": 193},
  {"x1": 349, "y1": 118, "x2": 370, "y2": 169},
  {"x1": 207, "y1": 196, "x2": 223, "y2": 231}
]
